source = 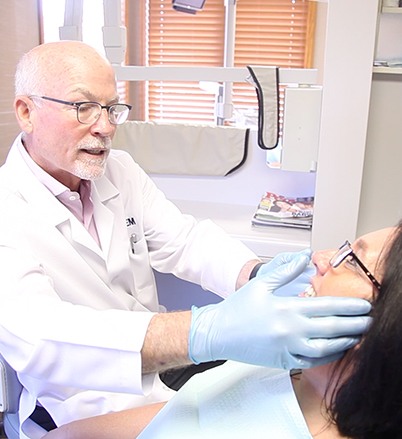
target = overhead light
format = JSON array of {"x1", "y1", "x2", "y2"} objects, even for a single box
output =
[{"x1": 172, "y1": 0, "x2": 206, "y2": 14}]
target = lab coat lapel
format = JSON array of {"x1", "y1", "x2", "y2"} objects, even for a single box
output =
[
  {"x1": 92, "y1": 177, "x2": 127, "y2": 265},
  {"x1": 1, "y1": 143, "x2": 104, "y2": 259},
  {"x1": 91, "y1": 180, "x2": 116, "y2": 259},
  {"x1": 66, "y1": 215, "x2": 104, "y2": 258},
  {"x1": 91, "y1": 175, "x2": 142, "y2": 305},
  {"x1": 18, "y1": 173, "x2": 105, "y2": 259}
]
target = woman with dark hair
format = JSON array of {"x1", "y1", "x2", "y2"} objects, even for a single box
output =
[
  {"x1": 45, "y1": 223, "x2": 400, "y2": 438},
  {"x1": 331, "y1": 221, "x2": 402, "y2": 438}
]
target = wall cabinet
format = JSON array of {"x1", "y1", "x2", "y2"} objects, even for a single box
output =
[
  {"x1": 381, "y1": 6, "x2": 402, "y2": 13},
  {"x1": 373, "y1": 4, "x2": 402, "y2": 74}
]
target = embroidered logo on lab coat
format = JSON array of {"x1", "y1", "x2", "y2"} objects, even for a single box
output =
[{"x1": 126, "y1": 217, "x2": 136, "y2": 227}]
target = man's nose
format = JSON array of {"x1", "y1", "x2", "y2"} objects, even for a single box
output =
[{"x1": 90, "y1": 108, "x2": 115, "y2": 137}]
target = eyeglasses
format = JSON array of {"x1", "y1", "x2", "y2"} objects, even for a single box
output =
[
  {"x1": 29, "y1": 95, "x2": 132, "y2": 125},
  {"x1": 330, "y1": 240, "x2": 381, "y2": 290}
]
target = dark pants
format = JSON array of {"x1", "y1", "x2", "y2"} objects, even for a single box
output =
[
  {"x1": 30, "y1": 406, "x2": 57, "y2": 432},
  {"x1": 159, "y1": 360, "x2": 226, "y2": 391}
]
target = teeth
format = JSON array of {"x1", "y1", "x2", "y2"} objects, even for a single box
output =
[{"x1": 303, "y1": 285, "x2": 316, "y2": 297}]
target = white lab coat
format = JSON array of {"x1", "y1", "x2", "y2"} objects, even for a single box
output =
[{"x1": 0, "y1": 135, "x2": 257, "y2": 438}]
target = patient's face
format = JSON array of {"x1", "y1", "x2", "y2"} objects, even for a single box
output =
[{"x1": 310, "y1": 227, "x2": 394, "y2": 301}]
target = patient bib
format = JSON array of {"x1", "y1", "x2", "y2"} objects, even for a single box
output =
[{"x1": 139, "y1": 361, "x2": 313, "y2": 438}]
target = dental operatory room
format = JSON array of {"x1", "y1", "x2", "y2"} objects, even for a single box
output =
[{"x1": 1, "y1": 0, "x2": 402, "y2": 438}]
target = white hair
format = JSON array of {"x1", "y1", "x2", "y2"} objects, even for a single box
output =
[{"x1": 14, "y1": 50, "x2": 47, "y2": 97}]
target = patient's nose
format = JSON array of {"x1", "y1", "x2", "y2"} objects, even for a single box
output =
[{"x1": 311, "y1": 250, "x2": 335, "y2": 275}]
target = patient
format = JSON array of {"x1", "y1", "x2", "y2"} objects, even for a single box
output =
[{"x1": 44, "y1": 223, "x2": 401, "y2": 438}]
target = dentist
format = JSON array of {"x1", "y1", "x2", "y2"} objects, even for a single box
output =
[{"x1": 0, "y1": 41, "x2": 370, "y2": 438}]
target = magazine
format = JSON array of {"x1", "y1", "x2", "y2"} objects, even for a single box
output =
[{"x1": 252, "y1": 192, "x2": 314, "y2": 229}]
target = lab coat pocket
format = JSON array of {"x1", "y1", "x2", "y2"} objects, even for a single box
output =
[
  {"x1": 127, "y1": 233, "x2": 159, "y2": 311},
  {"x1": 126, "y1": 221, "x2": 144, "y2": 256},
  {"x1": 127, "y1": 228, "x2": 148, "y2": 261}
]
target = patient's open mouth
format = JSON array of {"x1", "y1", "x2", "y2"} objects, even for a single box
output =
[{"x1": 299, "y1": 285, "x2": 317, "y2": 297}]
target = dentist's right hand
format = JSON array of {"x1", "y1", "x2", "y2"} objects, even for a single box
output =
[{"x1": 188, "y1": 253, "x2": 372, "y2": 370}]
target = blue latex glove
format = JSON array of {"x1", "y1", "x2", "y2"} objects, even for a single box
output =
[
  {"x1": 189, "y1": 253, "x2": 372, "y2": 369},
  {"x1": 256, "y1": 249, "x2": 316, "y2": 297}
]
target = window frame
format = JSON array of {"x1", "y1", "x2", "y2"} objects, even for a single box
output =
[{"x1": 125, "y1": 0, "x2": 316, "y2": 124}]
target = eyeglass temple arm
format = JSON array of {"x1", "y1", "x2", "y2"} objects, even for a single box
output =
[{"x1": 354, "y1": 257, "x2": 381, "y2": 289}]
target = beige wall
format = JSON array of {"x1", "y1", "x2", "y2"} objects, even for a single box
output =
[
  {"x1": 357, "y1": 74, "x2": 402, "y2": 235},
  {"x1": 357, "y1": 11, "x2": 402, "y2": 235},
  {"x1": 0, "y1": 1, "x2": 41, "y2": 164}
]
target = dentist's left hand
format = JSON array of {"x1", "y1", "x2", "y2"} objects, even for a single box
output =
[
  {"x1": 255, "y1": 249, "x2": 316, "y2": 297},
  {"x1": 188, "y1": 252, "x2": 371, "y2": 370}
]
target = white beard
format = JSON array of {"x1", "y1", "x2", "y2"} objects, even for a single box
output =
[{"x1": 73, "y1": 137, "x2": 112, "y2": 180}]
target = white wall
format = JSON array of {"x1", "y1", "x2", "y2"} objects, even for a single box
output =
[
  {"x1": 311, "y1": 0, "x2": 379, "y2": 250},
  {"x1": 311, "y1": 3, "x2": 402, "y2": 240},
  {"x1": 358, "y1": 74, "x2": 402, "y2": 234},
  {"x1": 357, "y1": 11, "x2": 402, "y2": 235}
]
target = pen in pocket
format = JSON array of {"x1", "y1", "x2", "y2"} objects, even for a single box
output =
[{"x1": 130, "y1": 233, "x2": 137, "y2": 254}]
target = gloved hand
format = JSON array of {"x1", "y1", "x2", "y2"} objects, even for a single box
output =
[
  {"x1": 189, "y1": 252, "x2": 372, "y2": 370},
  {"x1": 255, "y1": 249, "x2": 316, "y2": 297}
]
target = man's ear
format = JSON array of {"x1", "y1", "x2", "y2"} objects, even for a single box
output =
[{"x1": 14, "y1": 96, "x2": 34, "y2": 133}]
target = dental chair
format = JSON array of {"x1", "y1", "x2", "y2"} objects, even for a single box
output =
[
  {"x1": 0, "y1": 355, "x2": 22, "y2": 439},
  {"x1": 0, "y1": 356, "x2": 55, "y2": 439}
]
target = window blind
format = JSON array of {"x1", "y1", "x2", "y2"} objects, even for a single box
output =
[
  {"x1": 147, "y1": 0, "x2": 225, "y2": 122},
  {"x1": 136, "y1": 0, "x2": 315, "y2": 123},
  {"x1": 233, "y1": 0, "x2": 312, "y2": 113}
]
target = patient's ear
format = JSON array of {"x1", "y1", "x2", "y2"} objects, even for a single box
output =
[{"x1": 14, "y1": 96, "x2": 34, "y2": 133}]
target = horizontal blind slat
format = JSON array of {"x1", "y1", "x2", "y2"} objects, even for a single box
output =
[{"x1": 146, "y1": 0, "x2": 310, "y2": 123}]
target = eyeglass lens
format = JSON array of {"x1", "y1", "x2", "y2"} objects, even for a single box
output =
[
  {"x1": 330, "y1": 240, "x2": 381, "y2": 290},
  {"x1": 330, "y1": 241, "x2": 353, "y2": 268},
  {"x1": 77, "y1": 103, "x2": 130, "y2": 125}
]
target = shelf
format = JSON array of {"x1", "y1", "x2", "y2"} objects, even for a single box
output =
[
  {"x1": 382, "y1": 7, "x2": 402, "y2": 13},
  {"x1": 173, "y1": 199, "x2": 311, "y2": 259},
  {"x1": 373, "y1": 66, "x2": 402, "y2": 74}
]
